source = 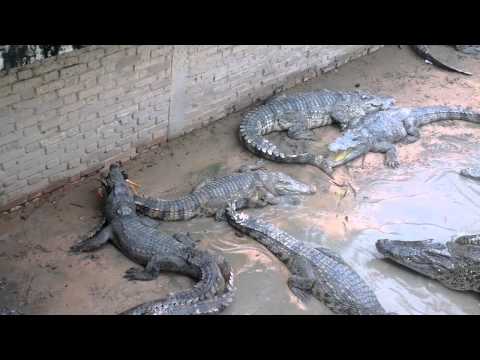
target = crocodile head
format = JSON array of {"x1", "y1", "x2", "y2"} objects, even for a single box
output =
[
  {"x1": 460, "y1": 167, "x2": 480, "y2": 181},
  {"x1": 258, "y1": 171, "x2": 317, "y2": 196},
  {"x1": 103, "y1": 162, "x2": 130, "y2": 194},
  {"x1": 357, "y1": 93, "x2": 395, "y2": 113},
  {"x1": 376, "y1": 239, "x2": 456, "y2": 281},
  {"x1": 102, "y1": 162, "x2": 136, "y2": 218},
  {"x1": 327, "y1": 130, "x2": 371, "y2": 165}
]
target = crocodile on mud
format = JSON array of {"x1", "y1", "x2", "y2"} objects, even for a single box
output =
[
  {"x1": 225, "y1": 202, "x2": 389, "y2": 315},
  {"x1": 376, "y1": 236, "x2": 480, "y2": 293},
  {"x1": 410, "y1": 45, "x2": 472, "y2": 76},
  {"x1": 70, "y1": 163, "x2": 235, "y2": 315},
  {"x1": 238, "y1": 90, "x2": 395, "y2": 170},
  {"x1": 134, "y1": 163, "x2": 317, "y2": 222},
  {"x1": 322, "y1": 106, "x2": 480, "y2": 174}
]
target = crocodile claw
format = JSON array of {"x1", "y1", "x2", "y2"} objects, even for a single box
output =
[
  {"x1": 124, "y1": 267, "x2": 146, "y2": 281},
  {"x1": 69, "y1": 241, "x2": 89, "y2": 254},
  {"x1": 385, "y1": 160, "x2": 400, "y2": 168}
]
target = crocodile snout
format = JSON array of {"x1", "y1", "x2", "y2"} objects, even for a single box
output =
[{"x1": 375, "y1": 239, "x2": 391, "y2": 255}]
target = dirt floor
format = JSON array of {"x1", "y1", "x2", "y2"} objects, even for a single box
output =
[{"x1": 2, "y1": 45, "x2": 480, "y2": 315}]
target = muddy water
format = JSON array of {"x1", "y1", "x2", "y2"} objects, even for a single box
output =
[{"x1": 1, "y1": 45, "x2": 480, "y2": 314}]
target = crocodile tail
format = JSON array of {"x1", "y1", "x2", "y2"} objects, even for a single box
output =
[
  {"x1": 239, "y1": 125, "x2": 324, "y2": 168},
  {"x1": 121, "y1": 250, "x2": 235, "y2": 315},
  {"x1": 134, "y1": 194, "x2": 200, "y2": 221},
  {"x1": 413, "y1": 106, "x2": 480, "y2": 127},
  {"x1": 411, "y1": 45, "x2": 472, "y2": 76}
]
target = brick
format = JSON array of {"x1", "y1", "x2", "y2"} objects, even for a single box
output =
[
  {"x1": 63, "y1": 93, "x2": 78, "y2": 105},
  {"x1": 116, "y1": 55, "x2": 141, "y2": 71},
  {"x1": 0, "y1": 85, "x2": 12, "y2": 98},
  {"x1": 27, "y1": 175, "x2": 46, "y2": 186},
  {"x1": 79, "y1": 48, "x2": 105, "y2": 63},
  {"x1": 59, "y1": 101, "x2": 84, "y2": 115},
  {"x1": 17, "y1": 69, "x2": 33, "y2": 80},
  {"x1": 12, "y1": 77, "x2": 43, "y2": 92},
  {"x1": 88, "y1": 60, "x2": 101, "y2": 69},
  {"x1": 99, "y1": 87, "x2": 124, "y2": 101},
  {"x1": 32, "y1": 61, "x2": 62, "y2": 76},
  {"x1": 58, "y1": 83, "x2": 84, "y2": 97},
  {"x1": 36, "y1": 79, "x2": 65, "y2": 96},
  {"x1": 60, "y1": 64, "x2": 87, "y2": 78},
  {"x1": 0, "y1": 94, "x2": 20, "y2": 107},
  {"x1": 78, "y1": 85, "x2": 102, "y2": 100},
  {"x1": 18, "y1": 162, "x2": 45, "y2": 180},
  {"x1": 40, "y1": 116, "x2": 65, "y2": 131},
  {"x1": 0, "y1": 73, "x2": 17, "y2": 87},
  {"x1": 46, "y1": 158, "x2": 59, "y2": 169},
  {"x1": 63, "y1": 56, "x2": 79, "y2": 67},
  {"x1": 43, "y1": 71, "x2": 59, "y2": 82},
  {"x1": 36, "y1": 98, "x2": 63, "y2": 116},
  {"x1": 19, "y1": 87, "x2": 36, "y2": 100}
]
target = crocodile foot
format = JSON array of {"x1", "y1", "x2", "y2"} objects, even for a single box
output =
[
  {"x1": 385, "y1": 159, "x2": 400, "y2": 168},
  {"x1": 124, "y1": 267, "x2": 155, "y2": 281}
]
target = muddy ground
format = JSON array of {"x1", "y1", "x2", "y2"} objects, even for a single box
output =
[{"x1": 1, "y1": 45, "x2": 480, "y2": 315}]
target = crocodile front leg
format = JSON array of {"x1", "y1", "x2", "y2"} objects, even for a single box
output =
[
  {"x1": 124, "y1": 254, "x2": 199, "y2": 281},
  {"x1": 70, "y1": 224, "x2": 113, "y2": 253},
  {"x1": 372, "y1": 141, "x2": 400, "y2": 168},
  {"x1": 172, "y1": 233, "x2": 201, "y2": 248}
]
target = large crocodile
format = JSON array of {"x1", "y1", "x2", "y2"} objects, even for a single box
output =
[
  {"x1": 238, "y1": 90, "x2": 395, "y2": 170},
  {"x1": 411, "y1": 45, "x2": 472, "y2": 76},
  {"x1": 322, "y1": 106, "x2": 480, "y2": 174},
  {"x1": 134, "y1": 164, "x2": 317, "y2": 221},
  {"x1": 225, "y1": 202, "x2": 389, "y2": 315},
  {"x1": 70, "y1": 163, "x2": 235, "y2": 315},
  {"x1": 376, "y1": 236, "x2": 480, "y2": 293}
]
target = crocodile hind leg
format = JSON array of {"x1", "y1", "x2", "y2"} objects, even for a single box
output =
[
  {"x1": 70, "y1": 225, "x2": 113, "y2": 253},
  {"x1": 402, "y1": 119, "x2": 421, "y2": 144},
  {"x1": 286, "y1": 256, "x2": 316, "y2": 302},
  {"x1": 372, "y1": 141, "x2": 400, "y2": 168},
  {"x1": 284, "y1": 113, "x2": 316, "y2": 141},
  {"x1": 287, "y1": 275, "x2": 315, "y2": 303},
  {"x1": 124, "y1": 254, "x2": 200, "y2": 281}
]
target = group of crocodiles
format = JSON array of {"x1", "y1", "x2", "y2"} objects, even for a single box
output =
[{"x1": 3, "y1": 46, "x2": 480, "y2": 315}]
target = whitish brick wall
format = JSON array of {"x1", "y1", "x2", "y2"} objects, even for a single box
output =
[{"x1": 0, "y1": 45, "x2": 383, "y2": 211}]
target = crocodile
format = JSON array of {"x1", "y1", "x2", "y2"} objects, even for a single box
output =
[
  {"x1": 411, "y1": 45, "x2": 472, "y2": 76},
  {"x1": 224, "y1": 202, "x2": 389, "y2": 315},
  {"x1": 376, "y1": 236, "x2": 480, "y2": 293},
  {"x1": 322, "y1": 106, "x2": 480, "y2": 174},
  {"x1": 134, "y1": 163, "x2": 317, "y2": 222},
  {"x1": 0, "y1": 308, "x2": 22, "y2": 315},
  {"x1": 238, "y1": 89, "x2": 395, "y2": 170},
  {"x1": 460, "y1": 166, "x2": 480, "y2": 181},
  {"x1": 70, "y1": 163, "x2": 235, "y2": 315},
  {"x1": 455, "y1": 45, "x2": 480, "y2": 55}
]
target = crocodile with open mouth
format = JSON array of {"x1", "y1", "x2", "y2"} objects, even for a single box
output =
[{"x1": 376, "y1": 236, "x2": 480, "y2": 293}]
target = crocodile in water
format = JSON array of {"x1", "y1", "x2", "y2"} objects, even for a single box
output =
[
  {"x1": 134, "y1": 163, "x2": 316, "y2": 221},
  {"x1": 376, "y1": 236, "x2": 480, "y2": 293},
  {"x1": 238, "y1": 90, "x2": 395, "y2": 170},
  {"x1": 70, "y1": 163, "x2": 235, "y2": 315},
  {"x1": 225, "y1": 202, "x2": 389, "y2": 315}
]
